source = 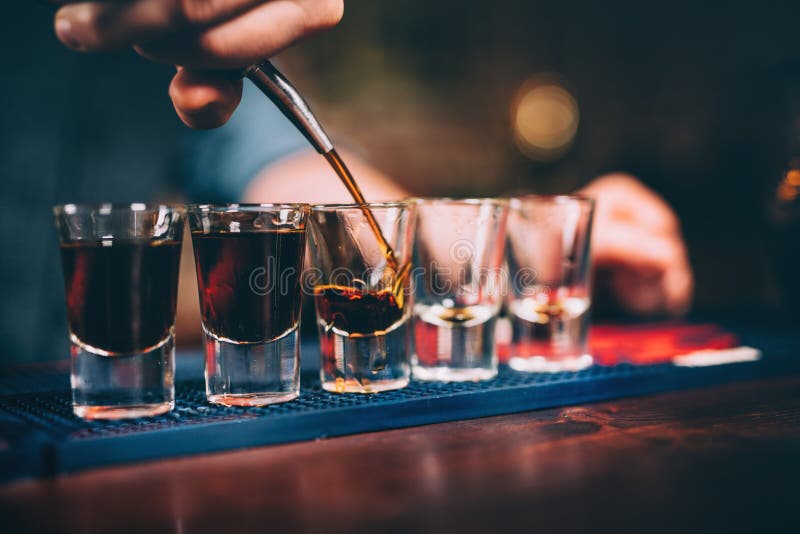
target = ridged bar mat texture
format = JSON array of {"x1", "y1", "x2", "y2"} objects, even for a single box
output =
[{"x1": 1, "y1": 329, "x2": 798, "y2": 482}]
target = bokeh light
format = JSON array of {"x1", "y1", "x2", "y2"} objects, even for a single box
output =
[
  {"x1": 511, "y1": 75, "x2": 579, "y2": 162},
  {"x1": 777, "y1": 169, "x2": 800, "y2": 202}
]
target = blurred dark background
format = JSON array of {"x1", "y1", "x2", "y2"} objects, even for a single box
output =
[
  {"x1": 1, "y1": 1, "x2": 799, "y2": 362},
  {"x1": 288, "y1": 0, "x2": 800, "y2": 325}
]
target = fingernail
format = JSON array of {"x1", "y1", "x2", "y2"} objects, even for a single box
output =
[{"x1": 55, "y1": 17, "x2": 86, "y2": 51}]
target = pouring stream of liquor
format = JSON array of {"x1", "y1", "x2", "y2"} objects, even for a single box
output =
[{"x1": 245, "y1": 61, "x2": 410, "y2": 295}]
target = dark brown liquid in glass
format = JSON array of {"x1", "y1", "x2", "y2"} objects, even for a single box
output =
[
  {"x1": 192, "y1": 229, "x2": 306, "y2": 343},
  {"x1": 314, "y1": 284, "x2": 404, "y2": 336},
  {"x1": 59, "y1": 239, "x2": 181, "y2": 354}
]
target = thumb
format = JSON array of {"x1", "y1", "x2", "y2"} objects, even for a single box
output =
[
  {"x1": 592, "y1": 224, "x2": 683, "y2": 272},
  {"x1": 169, "y1": 68, "x2": 243, "y2": 129}
]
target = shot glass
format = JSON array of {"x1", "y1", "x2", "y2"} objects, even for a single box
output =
[
  {"x1": 54, "y1": 203, "x2": 185, "y2": 419},
  {"x1": 189, "y1": 204, "x2": 309, "y2": 406},
  {"x1": 307, "y1": 202, "x2": 416, "y2": 393},
  {"x1": 506, "y1": 195, "x2": 595, "y2": 372},
  {"x1": 412, "y1": 198, "x2": 509, "y2": 381}
]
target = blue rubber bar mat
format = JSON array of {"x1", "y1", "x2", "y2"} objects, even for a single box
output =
[{"x1": 1, "y1": 329, "x2": 798, "y2": 483}]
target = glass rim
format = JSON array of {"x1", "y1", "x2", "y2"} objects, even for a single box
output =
[
  {"x1": 53, "y1": 202, "x2": 186, "y2": 215},
  {"x1": 408, "y1": 196, "x2": 509, "y2": 207},
  {"x1": 187, "y1": 203, "x2": 311, "y2": 213},
  {"x1": 510, "y1": 193, "x2": 595, "y2": 207},
  {"x1": 311, "y1": 201, "x2": 410, "y2": 211}
]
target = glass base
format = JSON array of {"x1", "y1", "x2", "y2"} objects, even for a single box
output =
[
  {"x1": 321, "y1": 377, "x2": 410, "y2": 394},
  {"x1": 70, "y1": 334, "x2": 175, "y2": 420},
  {"x1": 412, "y1": 308, "x2": 498, "y2": 383},
  {"x1": 74, "y1": 401, "x2": 174, "y2": 420},
  {"x1": 208, "y1": 391, "x2": 299, "y2": 407},
  {"x1": 319, "y1": 320, "x2": 411, "y2": 394},
  {"x1": 412, "y1": 364, "x2": 497, "y2": 382},
  {"x1": 508, "y1": 354, "x2": 594, "y2": 373},
  {"x1": 204, "y1": 326, "x2": 300, "y2": 406}
]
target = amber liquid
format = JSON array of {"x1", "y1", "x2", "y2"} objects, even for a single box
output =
[
  {"x1": 314, "y1": 284, "x2": 404, "y2": 336},
  {"x1": 323, "y1": 149, "x2": 411, "y2": 292},
  {"x1": 192, "y1": 229, "x2": 306, "y2": 343},
  {"x1": 324, "y1": 150, "x2": 397, "y2": 266},
  {"x1": 315, "y1": 284, "x2": 408, "y2": 385},
  {"x1": 59, "y1": 239, "x2": 181, "y2": 354}
]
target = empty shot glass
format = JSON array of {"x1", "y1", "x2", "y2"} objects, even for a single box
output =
[
  {"x1": 506, "y1": 195, "x2": 595, "y2": 372},
  {"x1": 307, "y1": 202, "x2": 416, "y2": 393},
  {"x1": 54, "y1": 203, "x2": 185, "y2": 419},
  {"x1": 412, "y1": 198, "x2": 509, "y2": 381},
  {"x1": 189, "y1": 204, "x2": 309, "y2": 406}
]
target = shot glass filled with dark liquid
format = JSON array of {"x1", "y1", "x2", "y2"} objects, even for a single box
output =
[
  {"x1": 54, "y1": 203, "x2": 185, "y2": 420},
  {"x1": 308, "y1": 202, "x2": 416, "y2": 393},
  {"x1": 189, "y1": 204, "x2": 309, "y2": 406}
]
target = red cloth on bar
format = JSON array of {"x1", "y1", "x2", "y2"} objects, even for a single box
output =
[{"x1": 496, "y1": 323, "x2": 739, "y2": 366}]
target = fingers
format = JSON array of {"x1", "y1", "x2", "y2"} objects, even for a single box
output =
[
  {"x1": 136, "y1": 0, "x2": 344, "y2": 69},
  {"x1": 592, "y1": 221, "x2": 694, "y2": 316},
  {"x1": 608, "y1": 268, "x2": 668, "y2": 316},
  {"x1": 54, "y1": 0, "x2": 267, "y2": 51},
  {"x1": 662, "y1": 253, "x2": 694, "y2": 316},
  {"x1": 54, "y1": 0, "x2": 345, "y2": 68},
  {"x1": 592, "y1": 223, "x2": 686, "y2": 271},
  {"x1": 581, "y1": 173, "x2": 694, "y2": 315},
  {"x1": 169, "y1": 68, "x2": 243, "y2": 129},
  {"x1": 582, "y1": 173, "x2": 680, "y2": 235},
  {"x1": 609, "y1": 259, "x2": 693, "y2": 317},
  {"x1": 52, "y1": 0, "x2": 344, "y2": 128}
]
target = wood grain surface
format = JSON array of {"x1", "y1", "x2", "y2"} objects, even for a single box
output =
[{"x1": 2, "y1": 376, "x2": 799, "y2": 533}]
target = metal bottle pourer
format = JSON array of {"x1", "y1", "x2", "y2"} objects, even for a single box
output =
[
  {"x1": 244, "y1": 61, "x2": 409, "y2": 290},
  {"x1": 243, "y1": 61, "x2": 334, "y2": 154}
]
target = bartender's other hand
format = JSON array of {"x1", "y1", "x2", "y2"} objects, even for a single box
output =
[
  {"x1": 52, "y1": 0, "x2": 344, "y2": 128},
  {"x1": 580, "y1": 174, "x2": 694, "y2": 317}
]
